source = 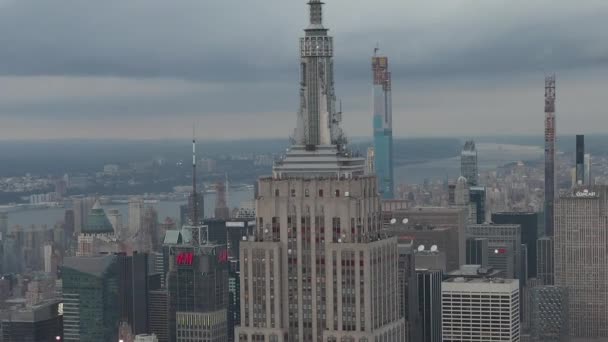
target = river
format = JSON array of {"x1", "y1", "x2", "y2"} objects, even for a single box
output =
[
  {"x1": 394, "y1": 143, "x2": 543, "y2": 184},
  {"x1": 3, "y1": 188, "x2": 254, "y2": 229},
  {"x1": 3, "y1": 143, "x2": 543, "y2": 228}
]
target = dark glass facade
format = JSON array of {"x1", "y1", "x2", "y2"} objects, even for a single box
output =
[
  {"x1": 576, "y1": 135, "x2": 585, "y2": 184},
  {"x1": 117, "y1": 252, "x2": 150, "y2": 335},
  {"x1": 417, "y1": 269, "x2": 442, "y2": 342},
  {"x1": 492, "y1": 212, "x2": 539, "y2": 277},
  {"x1": 149, "y1": 290, "x2": 169, "y2": 342},
  {"x1": 469, "y1": 186, "x2": 486, "y2": 224},
  {"x1": 1, "y1": 301, "x2": 63, "y2": 342},
  {"x1": 62, "y1": 255, "x2": 120, "y2": 342},
  {"x1": 166, "y1": 244, "x2": 229, "y2": 342},
  {"x1": 466, "y1": 237, "x2": 488, "y2": 267}
]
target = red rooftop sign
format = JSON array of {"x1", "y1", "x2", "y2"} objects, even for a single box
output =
[
  {"x1": 176, "y1": 252, "x2": 194, "y2": 265},
  {"x1": 217, "y1": 249, "x2": 228, "y2": 264}
]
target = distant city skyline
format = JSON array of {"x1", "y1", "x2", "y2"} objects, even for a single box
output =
[{"x1": 1, "y1": 0, "x2": 608, "y2": 139}]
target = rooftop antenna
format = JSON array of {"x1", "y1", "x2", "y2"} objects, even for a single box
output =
[
  {"x1": 190, "y1": 125, "x2": 200, "y2": 243},
  {"x1": 225, "y1": 172, "x2": 229, "y2": 211},
  {"x1": 374, "y1": 43, "x2": 380, "y2": 56}
]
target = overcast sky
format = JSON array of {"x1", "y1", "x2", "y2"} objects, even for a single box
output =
[{"x1": 1, "y1": 0, "x2": 607, "y2": 140}]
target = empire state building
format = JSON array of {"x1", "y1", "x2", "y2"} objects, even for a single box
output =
[{"x1": 235, "y1": 1, "x2": 406, "y2": 341}]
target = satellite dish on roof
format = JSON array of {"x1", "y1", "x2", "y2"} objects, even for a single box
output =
[
  {"x1": 430, "y1": 245, "x2": 438, "y2": 252},
  {"x1": 390, "y1": 218, "x2": 397, "y2": 224},
  {"x1": 417, "y1": 245, "x2": 425, "y2": 252},
  {"x1": 402, "y1": 218, "x2": 409, "y2": 224}
]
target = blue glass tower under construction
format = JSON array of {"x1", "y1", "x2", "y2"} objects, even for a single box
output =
[{"x1": 372, "y1": 53, "x2": 394, "y2": 198}]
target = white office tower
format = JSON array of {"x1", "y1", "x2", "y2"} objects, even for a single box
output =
[
  {"x1": 442, "y1": 277, "x2": 520, "y2": 342},
  {"x1": 106, "y1": 208, "x2": 122, "y2": 236},
  {"x1": 135, "y1": 334, "x2": 159, "y2": 342},
  {"x1": 128, "y1": 196, "x2": 144, "y2": 237},
  {"x1": 235, "y1": 1, "x2": 405, "y2": 341},
  {"x1": 366, "y1": 147, "x2": 375, "y2": 175}
]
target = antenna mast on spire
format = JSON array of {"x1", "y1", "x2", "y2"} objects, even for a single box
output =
[{"x1": 190, "y1": 127, "x2": 200, "y2": 241}]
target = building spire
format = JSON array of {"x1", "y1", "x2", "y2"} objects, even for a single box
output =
[
  {"x1": 191, "y1": 126, "x2": 199, "y2": 228},
  {"x1": 307, "y1": 0, "x2": 325, "y2": 28}
]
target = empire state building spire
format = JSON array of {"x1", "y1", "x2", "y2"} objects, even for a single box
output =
[
  {"x1": 274, "y1": 1, "x2": 364, "y2": 179},
  {"x1": 307, "y1": 0, "x2": 325, "y2": 28},
  {"x1": 294, "y1": 0, "x2": 343, "y2": 148}
]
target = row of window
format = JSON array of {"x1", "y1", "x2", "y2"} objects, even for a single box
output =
[{"x1": 276, "y1": 188, "x2": 344, "y2": 198}]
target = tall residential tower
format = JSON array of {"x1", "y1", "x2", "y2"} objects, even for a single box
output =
[
  {"x1": 576, "y1": 134, "x2": 585, "y2": 185},
  {"x1": 372, "y1": 50, "x2": 394, "y2": 198},
  {"x1": 235, "y1": 1, "x2": 405, "y2": 341},
  {"x1": 544, "y1": 75, "x2": 556, "y2": 236},
  {"x1": 460, "y1": 140, "x2": 478, "y2": 187}
]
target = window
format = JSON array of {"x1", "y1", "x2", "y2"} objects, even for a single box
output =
[
  {"x1": 319, "y1": 189, "x2": 324, "y2": 197},
  {"x1": 335, "y1": 189, "x2": 340, "y2": 197},
  {"x1": 305, "y1": 189, "x2": 310, "y2": 197},
  {"x1": 275, "y1": 189, "x2": 279, "y2": 197},
  {"x1": 291, "y1": 189, "x2": 296, "y2": 197}
]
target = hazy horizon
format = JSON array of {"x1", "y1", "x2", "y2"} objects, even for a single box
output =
[{"x1": 1, "y1": 0, "x2": 607, "y2": 139}]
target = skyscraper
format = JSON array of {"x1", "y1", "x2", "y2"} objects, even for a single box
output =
[
  {"x1": 228, "y1": 263, "x2": 240, "y2": 342},
  {"x1": 576, "y1": 135, "x2": 585, "y2": 185},
  {"x1": 148, "y1": 290, "x2": 168, "y2": 342},
  {"x1": 469, "y1": 186, "x2": 486, "y2": 224},
  {"x1": 465, "y1": 237, "x2": 488, "y2": 268},
  {"x1": 460, "y1": 140, "x2": 478, "y2": 187},
  {"x1": 107, "y1": 208, "x2": 123, "y2": 236},
  {"x1": 77, "y1": 200, "x2": 118, "y2": 256},
  {"x1": 0, "y1": 212, "x2": 8, "y2": 237},
  {"x1": 398, "y1": 241, "x2": 420, "y2": 342},
  {"x1": 372, "y1": 50, "x2": 394, "y2": 199},
  {"x1": 137, "y1": 206, "x2": 159, "y2": 252},
  {"x1": 555, "y1": 186, "x2": 608, "y2": 338},
  {"x1": 544, "y1": 75, "x2": 556, "y2": 236},
  {"x1": 62, "y1": 255, "x2": 121, "y2": 342},
  {"x1": 0, "y1": 300, "x2": 63, "y2": 341},
  {"x1": 492, "y1": 212, "x2": 539, "y2": 278},
  {"x1": 235, "y1": 1, "x2": 405, "y2": 341},
  {"x1": 383, "y1": 206, "x2": 468, "y2": 270},
  {"x1": 442, "y1": 277, "x2": 520, "y2": 342},
  {"x1": 454, "y1": 176, "x2": 469, "y2": 207},
  {"x1": 164, "y1": 230, "x2": 229, "y2": 342},
  {"x1": 536, "y1": 237, "x2": 554, "y2": 286},
  {"x1": 117, "y1": 252, "x2": 150, "y2": 335},
  {"x1": 63, "y1": 209, "x2": 75, "y2": 248},
  {"x1": 365, "y1": 146, "x2": 375, "y2": 175},
  {"x1": 584, "y1": 153, "x2": 592, "y2": 186},
  {"x1": 129, "y1": 197, "x2": 144, "y2": 237},
  {"x1": 417, "y1": 269, "x2": 442, "y2": 342},
  {"x1": 466, "y1": 223, "x2": 521, "y2": 279},
  {"x1": 72, "y1": 196, "x2": 96, "y2": 235},
  {"x1": 385, "y1": 223, "x2": 461, "y2": 272},
  {"x1": 214, "y1": 180, "x2": 230, "y2": 220},
  {"x1": 530, "y1": 285, "x2": 568, "y2": 341}
]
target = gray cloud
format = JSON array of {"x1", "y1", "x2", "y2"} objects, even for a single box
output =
[
  {"x1": 0, "y1": 0, "x2": 607, "y2": 139},
  {"x1": 0, "y1": 0, "x2": 606, "y2": 81}
]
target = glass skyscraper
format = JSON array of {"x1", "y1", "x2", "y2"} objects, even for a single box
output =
[
  {"x1": 372, "y1": 53, "x2": 394, "y2": 199},
  {"x1": 62, "y1": 255, "x2": 121, "y2": 342},
  {"x1": 460, "y1": 140, "x2": 478, "y2": 187}
]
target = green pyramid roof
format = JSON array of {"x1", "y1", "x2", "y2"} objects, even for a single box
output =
[{"x1": 82, "y1": 200, "x2": 115, "y2": 235}]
